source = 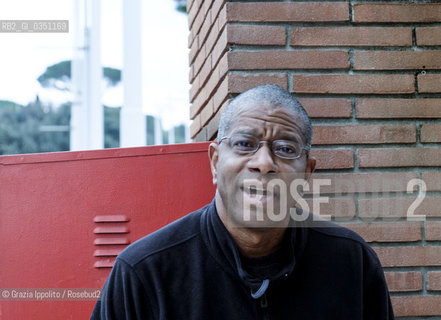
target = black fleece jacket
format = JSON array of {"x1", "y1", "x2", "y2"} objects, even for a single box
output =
[{"x1": 91, "y1": 200, "x2": 394, "y2": 320}]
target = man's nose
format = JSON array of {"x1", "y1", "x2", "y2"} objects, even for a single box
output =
[{"x1": 247, "y1": 144, "x2": 278, "y2": 174}]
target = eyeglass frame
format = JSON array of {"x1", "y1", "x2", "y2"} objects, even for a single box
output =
[{"x1": 218, "y1": 134, "x2": 311, "y2": 160}]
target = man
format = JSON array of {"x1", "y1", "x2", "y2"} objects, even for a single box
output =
[{"x1": 91, "y1": 84, "x2": 394, "y2": 319}]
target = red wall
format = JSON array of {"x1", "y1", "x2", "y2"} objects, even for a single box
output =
[{"x1": 0, "y1": 143, "x2": 215, "y2": 319}]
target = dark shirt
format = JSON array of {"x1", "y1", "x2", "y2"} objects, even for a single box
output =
[
  {"x1": 91, "y1": 200, "x2": 394, "y2": 319},
  {"x1": 240, "y1": 230, "x2": 292, "y2": 280}
]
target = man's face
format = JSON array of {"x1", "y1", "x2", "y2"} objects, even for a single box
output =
[{"x1": 209, "y1": 102, "x2": 316, "y2": 229}]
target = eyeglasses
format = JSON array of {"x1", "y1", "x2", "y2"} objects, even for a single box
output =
[{"x1": 219, "y1": 134, "x2": 310, "y2": 160}]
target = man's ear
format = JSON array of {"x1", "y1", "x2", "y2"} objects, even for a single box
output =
[
  {"x1": 208, "y1": 142, "x2": 219, "y2": 186},
  {"x1": 304, "y1": 156, "x2": 316, "y2": 182}
]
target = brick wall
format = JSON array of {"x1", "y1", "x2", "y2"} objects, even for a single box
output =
[{"x1": 187, "y1": 1, "x2": 441, "y2": 318}]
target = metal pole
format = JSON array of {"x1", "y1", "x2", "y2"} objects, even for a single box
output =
[
  {"x1": 70, "y1": 0, "x2": 87, "y2": 151},
  {"x1": 71, "y1": 0, "x2": 103, "y2": 151},
  {"x1": 88, "y1": 0, "x2": 104, "y2": 150},
  {"x1": 154, "y1": 117, "x2": 162, "y2": 145},
  {"x1": 120, "y1": 0, "x2": 146, "y2": 147}
]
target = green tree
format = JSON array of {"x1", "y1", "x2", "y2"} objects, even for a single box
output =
[
  {"x1": 146, "y1": 115, "x2": 155, "y2": 145},
  {"x1": 174, "y1": 124, "x2": 187, "y2": 143},
  {"x1": 37, "y1": 60, "x2": 122, "y2": 91},
  {"x1": 145, "y1": 115, "x2": 187, "y2": 145},
  {"x1": 35, "y1": 60, "x2": 123, "y2": 150},
  {"x1": 104, "y1": 106, "x2": 120, "y2": 148},
  {"x1": 1, "y1": 59, "x2": 188, "y2": 155},
  {"x1": 0, "y1": 99, "x2": 70, "y2": 155},
  {"x1": 39, "y1": 102, "x2": 70, "y2": 153},
  {"x1": 174, "y1": 0, "x2": 187, "y2": 13}
]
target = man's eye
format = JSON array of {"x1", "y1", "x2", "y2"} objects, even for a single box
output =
[
  {"x1": 280, "y1": 146, "x2": 294, "y2": 153},
  {"x1": 233, "y1": 140, "x2": 254, "y2": 148},
  {"x1": 275, "y1": 143, "x2": 298, "y2": 154}
]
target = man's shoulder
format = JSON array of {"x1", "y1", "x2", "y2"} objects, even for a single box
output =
[
  {"x1": 117, "y1": 204, "x2": 209, "y2": 266},
  {"x1": 302, "y1": 214, "x2": 367, "y2": 246},
  {"x1": 297, "y1": 215, "x2": 383, "y2": 268}
]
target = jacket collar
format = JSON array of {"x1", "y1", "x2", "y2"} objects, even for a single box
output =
[{"x1": 200, "y1": 199, "x2": 308, "y2": 297}]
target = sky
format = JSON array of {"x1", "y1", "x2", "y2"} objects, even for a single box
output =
[{"x1": 0, "y1": 0, "x2": 190, "y2": 129}]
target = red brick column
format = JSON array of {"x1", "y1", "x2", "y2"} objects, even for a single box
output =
[{"x1": 187, "y1": 1, "x2": 441, "y2": 318}]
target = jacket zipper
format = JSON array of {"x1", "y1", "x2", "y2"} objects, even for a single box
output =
[{"x1": 260, "y1": 293, "x2": 269, "y2": 320}]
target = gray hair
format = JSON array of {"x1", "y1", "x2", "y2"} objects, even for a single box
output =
[{"x1": 217, "y1": 84, "x2": 312, "y2": 148}]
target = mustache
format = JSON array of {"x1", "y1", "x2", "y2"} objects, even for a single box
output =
[
  {"x1": 237, "y1": 174, "x2": 309, "y2": 199},
  {"x1": 238, "y1": 173, "x2": 307, "y2": 187}
]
